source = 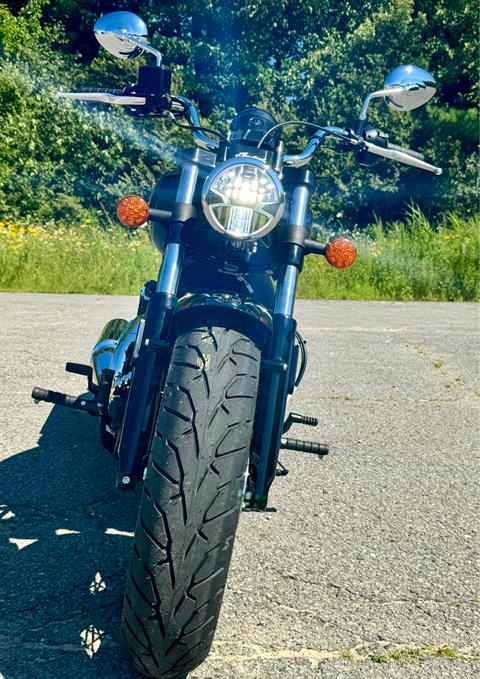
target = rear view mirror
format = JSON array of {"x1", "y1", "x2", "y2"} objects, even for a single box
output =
[
  {"x1": 357, "y1": 63, "x2": 436, "y2": 129},
  {"x1": 384, "y1": 65, "x2": 436, "y2": 111},
  {"x1": 94, "y1": 11, "x2": 162, "y2": 65}
]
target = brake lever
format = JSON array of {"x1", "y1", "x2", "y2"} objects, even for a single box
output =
[
  {"x1": 359, "y1": 138, "x2": 442, "y2": 174},
  {"x1": 341, "y1": 131, "x2": 442, "y2": 175}
]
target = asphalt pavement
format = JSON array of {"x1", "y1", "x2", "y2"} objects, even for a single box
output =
[{"x1": 0, "y1": 293, "x2": 479, "y2": 678}]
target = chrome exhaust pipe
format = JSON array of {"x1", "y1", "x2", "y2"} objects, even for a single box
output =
[{"x1": 91, "y1": 318, "x2": 128, "y2": 385}]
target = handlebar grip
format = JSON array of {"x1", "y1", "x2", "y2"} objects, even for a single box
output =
[
  {"x1": 79, "y1": 87, "x2": 126, "y2": 96},
  {"x1": 386, "y1": 142, "x2": 425, "y2": 162}
]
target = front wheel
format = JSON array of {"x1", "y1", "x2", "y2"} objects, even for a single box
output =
[{"x1": 120, "y1": 314, "x2": 261, "y2": 678}]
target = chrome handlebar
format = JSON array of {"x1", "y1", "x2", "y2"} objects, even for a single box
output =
[
  {"x1": 284, "y1": 125, "x2": 441, "y2": 174},
  {"x1": 283, "y1": 126, "x2": 351, "y2": 167},
  {"x1": 170, "y1": 96, "x2": 220, "y2": 152},
  {"x1": 57, "y1": 91, "x2": 441, "y2": 174}
]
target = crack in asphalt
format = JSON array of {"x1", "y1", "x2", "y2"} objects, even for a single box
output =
[
  {"x1": 208, "y1": 640, "x2": 480, "y2": 669},
  {"x1": 2, "y1": 297, "x2": 479, "y2": 677}
]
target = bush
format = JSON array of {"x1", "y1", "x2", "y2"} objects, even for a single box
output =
[
  {"x1": 298, "y1": 208, "x2": 480, "y2": 301},
  {"x1": 1, "y1": 210, "x2": 478, "y2": 300}
]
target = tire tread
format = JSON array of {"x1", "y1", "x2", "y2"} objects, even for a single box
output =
[{"x1": 120, "y1": 317, "x2": 260, "y2": 678}]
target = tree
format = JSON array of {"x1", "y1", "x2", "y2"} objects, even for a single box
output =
[{"x1": 0, "y1": 0, "x2": 477, "y2": 224}]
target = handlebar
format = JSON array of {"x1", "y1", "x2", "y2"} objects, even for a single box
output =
[
  {"x1": 57, "y1": 89, "x2": 441, "y2": 174},
  {"x1": 283, "y1": 127, "x2": 351, "y2": 167},
  {"x1": 284, "y1": 126, "x2": 441, "y2": 174},
  {"x1": 169, "y1": 96, "x2": 220, "y2": 152}
]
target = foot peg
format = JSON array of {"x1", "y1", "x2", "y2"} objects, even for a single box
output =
[
  {"x1": 281, "y1": 412, "x2": 328, "y2": 455},
  {"x1": 283, "y1": 412, "x2": 318, "y2": 433},
  {"x1": 65, "y1": 362, "x2": 97, "y2": 394},
  {"x1": 280, "y1": 436, "x2": 329, "y2": 456},
  {"x1": 32, "y1": 387, "x2": 99, "y2": 415}
]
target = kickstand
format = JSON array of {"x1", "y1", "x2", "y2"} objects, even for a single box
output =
[{"x1": 276, "y1": 460, "x2": 289, "y2": 476}]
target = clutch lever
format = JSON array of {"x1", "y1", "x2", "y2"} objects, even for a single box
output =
[{"x1": 58, "y1": 91, "x2": 147, "y2": 106}]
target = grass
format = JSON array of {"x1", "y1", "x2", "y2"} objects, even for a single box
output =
[
  {"x1": 299, "y1": 209, "x2": 479, "y2": 301},
  {"x1": 0, "y1": 208, "x2": 478, "y2": 299},
  {"x1": 0, "y1": 219, "x2": 160, "y2": 295},
  {"x1": 369, "y1": 644, "x2": 473, "y2": 663}
]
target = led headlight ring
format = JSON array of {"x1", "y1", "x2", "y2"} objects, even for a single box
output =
[{"x1": 201, "y1": 158, "x2": 285, "y2": 241}]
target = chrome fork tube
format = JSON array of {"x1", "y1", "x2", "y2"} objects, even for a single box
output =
[
  {"x1": 254, "y1": 184, "x2": 312, "y2": 506},
  {"x1": 116, "y1": 164, "x2": 198, "y2": 488},
  {"x1": 176, "y1": 163, "x2": 199, "y2": 203},
  {"x1": 156, "y1": 164, "x2": 198, "y2": 295},
  {"x1": 274, "y1": 264, "x2": 298, "y2": 317},
  {"x1": 274, "y1": 185, "x2": 310, "y2": 316},
  {"x1": 157, "y1": 243, "x2": 183, "y2": 294}
]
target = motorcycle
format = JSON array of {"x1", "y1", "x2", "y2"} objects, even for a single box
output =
[{"x1": 31, "y1": 10, "x2": 442, "y2": 678}]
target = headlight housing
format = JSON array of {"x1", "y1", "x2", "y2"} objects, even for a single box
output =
[{"x1": 201, "y1": 158, "x2": 285, "y2": 241}]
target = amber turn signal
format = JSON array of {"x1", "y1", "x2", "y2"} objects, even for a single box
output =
[
  {"x1": 325, "y1": 237, "x2": 357, "y2": 269},
  {"x1": 116, "y1": 195, "x2": 149, "y2": 229}
]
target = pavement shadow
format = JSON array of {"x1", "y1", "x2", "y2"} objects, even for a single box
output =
[{"x1": 0, "y1": 404, "x2": 143, "y2": 679}]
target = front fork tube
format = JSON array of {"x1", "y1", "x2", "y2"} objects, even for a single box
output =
[
  {"x1": 254, "y1": 270, "x2": 298, "y2": 505},
  {"x1": 115, "y1": 164, "x2": 198, "y2": 488},
  {"x1": 254, "y1": 185, "x2": 310, "y2": 507}
]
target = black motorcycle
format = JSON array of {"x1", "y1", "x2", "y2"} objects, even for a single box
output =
[{"x1": 32, "y1": 10, "x2": 442, "y2": 678}]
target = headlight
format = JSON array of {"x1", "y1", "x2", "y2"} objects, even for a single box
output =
[{"x1": 201, "y1": 158, "x2": 285, "y2": 241}]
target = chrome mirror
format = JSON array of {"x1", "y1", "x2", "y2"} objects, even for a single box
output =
[
  {"x1": 94, "y1": 11, "x2": 162, "y2": 65},
  {"x1": 357, "y1": 64, "x2": 436, "y2": 127},
  {"x1": 384, "y1": 65, "x2": 436, "y2": 111}
]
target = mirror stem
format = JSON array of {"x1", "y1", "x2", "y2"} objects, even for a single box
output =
[
  {"x1": 115, "y1": 32, "x2": 162, "y2": 66},
  {"x1": 359, "y1": 86, "x2": 406, "y2": 121}
]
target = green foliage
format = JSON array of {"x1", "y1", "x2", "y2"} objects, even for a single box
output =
[
  {"x1": 1, "y1": 211, "x2": 478, "y2": 300},
  {"x1": 0, "y1": 1, "x2": 477, "y2": 227},
  {"x1": 298, "y1": 209, "x2": 480, "y2": 301},
  {"x1": 0, "y1": 0, "x2": 46, "y2": 53},
  {"x1": 0, "y1": 219, "x2": 161, "y2": 294}
]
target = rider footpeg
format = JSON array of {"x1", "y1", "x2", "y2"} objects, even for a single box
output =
[
  {"x1": 32, "y1": 387, "x2": 99, "y2": 416},
  {"x1": 65, "y1": 361, "x2": 97, "y2": 394},
  {"x1": 280, "y1": 436, "x2": 329, "y2": 456},
  {"x1": 283, "y1": 412, "x2": 319, "y2": 433}
]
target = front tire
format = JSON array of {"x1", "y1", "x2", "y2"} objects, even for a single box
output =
[{"x1": 120, "y1": 315, "x2": 261, "y2": 678}]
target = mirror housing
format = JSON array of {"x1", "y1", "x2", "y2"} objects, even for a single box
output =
[
  {"x1": 356, "y1": 64, "x2": 436, "y2": 133},
  {"x1": 94, "y1": 11, "x2": 162, "y2": 65},
  {"x1": 384, "y1": 65, "x2": 436, "y2": 111}
]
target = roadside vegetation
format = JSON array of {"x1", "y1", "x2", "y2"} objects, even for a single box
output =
[
  {"x1": 369, "y1": 643, "x2": 474, "y2": 663},
  {"x1": 0, "y1": 2, "x2": 478, "y2": 300},
  {"x1": 1, "y1": 208, "x2": 478, "y2": 300}
]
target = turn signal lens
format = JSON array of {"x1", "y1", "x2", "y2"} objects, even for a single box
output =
[
  {"x1": 116, "y1": 195, "x2": 149, "y2": 229},
  {"x1": 325, "y1": 237, "x2": 357, "y2": 269}
]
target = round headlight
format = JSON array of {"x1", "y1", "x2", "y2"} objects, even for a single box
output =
[{"x1": 201, "y1": 158, "x2": 285, "y2": 241}]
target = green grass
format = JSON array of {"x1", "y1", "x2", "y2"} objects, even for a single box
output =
[
  {"x1": 0, "y1": 220, "x2": 160, "y2": 295},
  {"x1": 0, "y1": 208, "x2": 478, "y2": 299},
  {"x1": 369, "y1": 644, "x2": 472, "y2": 663},
  {"x1": 299, "y1": 209, "x2": 479, "y2": 301}
]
